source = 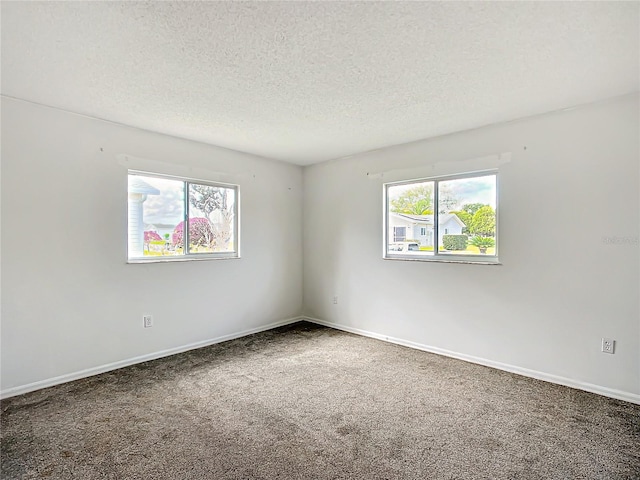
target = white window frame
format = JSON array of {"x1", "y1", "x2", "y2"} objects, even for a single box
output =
[
  {"x1": 127, "y1": 170, "x2": 240, "y2": 263},
  {"x1": 383, "y1": 170, "x2": 499, "y2": 264}
]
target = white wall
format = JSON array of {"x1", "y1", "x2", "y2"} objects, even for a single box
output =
[
  {"x1": 303, "y1": 94, "x2": 640, "y2": 401},
  {"x1": 3, "y1": 94, "x2": 638, "y2": 403},
  {"x1": 1, "y1": 97, "x2": 303, "y2": 395}
]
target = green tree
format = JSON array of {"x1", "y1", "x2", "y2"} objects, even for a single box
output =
[
  {"x1": 461, "y1": 203, "x2": 485, "y2": 216},
  {"x1": 469, "y1": 205, "x2": 496, "y2": 237},
  {"x1": 390, "y1": 185, "x2": 433, "y2": 215}
]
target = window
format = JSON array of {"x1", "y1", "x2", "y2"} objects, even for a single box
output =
[
  {"x1": 384, "y1": 171, "x2": 497, "y2": 263},
  {"x1": 128, "y1": 171, "x2": 239, "y2": 262},
  {"x1": 393, "y1": 226, "x2": 406, "y2": 242}
]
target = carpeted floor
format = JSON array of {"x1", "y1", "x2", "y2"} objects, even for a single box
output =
[{"x1": 1, "y1": 321, "x2": 639, "y2": 479}]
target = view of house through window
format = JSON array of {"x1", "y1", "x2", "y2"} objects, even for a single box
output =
[
  {"x1": 385, "y1": 172, "x2": 497, "y2": 260},
  {"x1": 128, "y1": 172, "x2": 238, "y2": 260}
]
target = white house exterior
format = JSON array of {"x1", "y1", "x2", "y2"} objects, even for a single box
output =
[
  {"x1": 388, "y1": 213, "x2": 465, "y2": 247},
  {"x1": 128, "y1": 177, "x2": 160, "y2": 257}
]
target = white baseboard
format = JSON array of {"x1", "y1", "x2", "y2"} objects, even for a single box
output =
[
  {"x1": 5, "y1": 315, "x2": 638, "y2": 406},
  {"x1": 1, "y1": 316, "x2": 303, "y2": 400},
  {"x1": 303, "y1": 316, "x2": 640, "y2": 406}
]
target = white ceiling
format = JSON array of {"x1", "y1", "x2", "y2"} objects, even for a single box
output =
[{"x1": 2, "y1": 2, "x2": 638, "y2": 166}]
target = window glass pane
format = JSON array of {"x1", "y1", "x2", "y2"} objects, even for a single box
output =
[
  {"x1": 387, "y1": 181, "x2": 434, "y2": 254},
  {"x1": 187, "y1": 183, "x2": 236, "y2": 254},
  {"x1": 437, "y1": 175, "x2": 496, "y2": 256},
  {"x1": 128, "y1": 175, "x2": 185, "y2": 258}
]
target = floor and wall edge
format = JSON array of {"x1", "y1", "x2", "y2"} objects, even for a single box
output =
[
  {"x1": 303, "y1": 316, "x2": 640, "y2": 406},
  {"x1": 4, "y1": 316, "x2": 638, "y2": 406},
  {"x1": 0, "y1": 316, "x2": 305, "y2": 400}
]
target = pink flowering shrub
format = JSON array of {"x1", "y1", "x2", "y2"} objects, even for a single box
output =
[
  {"x1": 172, "y1": 217, "x2": 215, "y2": 248},
  {"x1": 144, "y1": 231, "x2": 163, "y2": 242}
]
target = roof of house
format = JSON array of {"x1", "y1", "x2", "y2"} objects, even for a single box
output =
[
  {"x1": 128, "y1": 177, "x2": 160, "y2": 195},
  {"x1": 392, "y1": 213, "x2": 466, "y2": 228}
]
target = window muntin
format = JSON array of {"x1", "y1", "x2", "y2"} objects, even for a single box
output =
[
  {"x1": 385, "y1": 172, "x2": 497, "y2": 262},
  {"x1": 128, "y1": 172, "x2": 239, "y2": 261}
]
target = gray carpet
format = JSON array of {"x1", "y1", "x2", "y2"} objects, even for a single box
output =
[{"x1": 1, "y1": 322, "x2": 639, "y2": 479}]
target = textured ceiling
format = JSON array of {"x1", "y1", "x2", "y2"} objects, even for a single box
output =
[{"x1": 2, "y1": 1, "x2": 638, "y2": 165}]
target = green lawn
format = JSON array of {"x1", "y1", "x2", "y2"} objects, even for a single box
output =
[
  {"x1": 460, "y1": 245, "x2": 496, "y2": 255},
  {"x1": 419, "y1": 245, "x2": 496, "y2": 255}
]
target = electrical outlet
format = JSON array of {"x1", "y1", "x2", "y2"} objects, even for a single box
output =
[
  {"x1": 143, "y1": 315, "x2": 153, "y2": 328},
  {"x1": 333, "y1": 296, "x2": 338, "y2": 305},
  {"x1": 601, "y1": 338, "x2": 615, "y2": 354}
]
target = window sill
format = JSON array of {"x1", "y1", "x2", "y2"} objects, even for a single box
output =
[
  {"x1": 127, "y1": 254, "x2": 240, "y2": 264},
  {"x1": 383, "y1": 255, "x2": 501, "y2": 265}
]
